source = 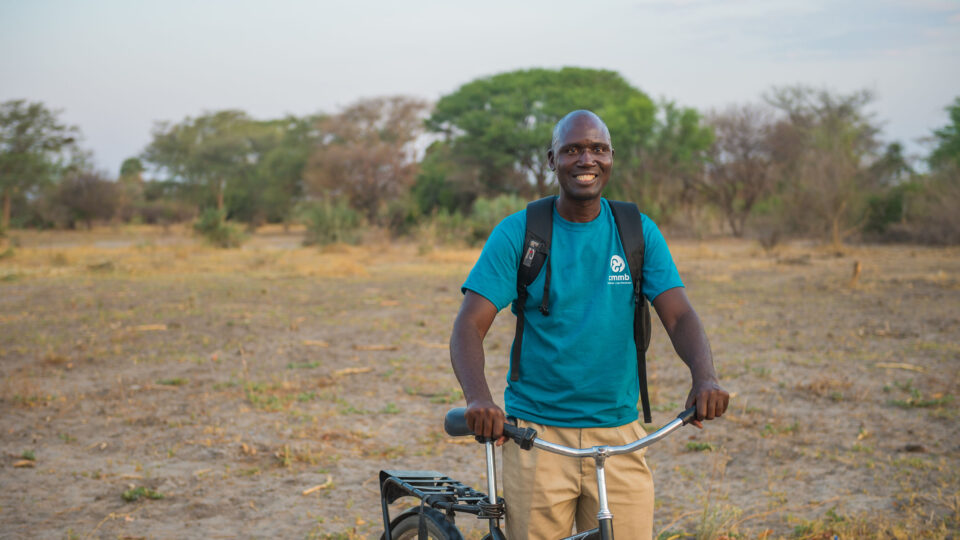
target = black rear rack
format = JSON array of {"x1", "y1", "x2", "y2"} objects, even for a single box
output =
[{"x1": 379, "y1": 469, "x2": 505, "y2": 538}]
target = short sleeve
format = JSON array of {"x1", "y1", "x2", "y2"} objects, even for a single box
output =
[
  {"x1": 640, "y1": 215, "x2": 684, "y2": 301},
  {"x1": 461, "y1": 211, "x2": 526, "y2": 311}
]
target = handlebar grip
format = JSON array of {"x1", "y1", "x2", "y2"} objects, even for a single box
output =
[
  {"x1": 443, "y1": 408, "x2": 539, "y2": 450},
  {"x1": 678, "y1": 406, "x2": 698, "y2": 425},
  {"x1": 444, "y1": 407, "x2": 473, "y2": 437}
]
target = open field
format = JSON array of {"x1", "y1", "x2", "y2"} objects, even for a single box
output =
[{"x1": 1, "y1": 226, "x2": 958, "y2": 539}]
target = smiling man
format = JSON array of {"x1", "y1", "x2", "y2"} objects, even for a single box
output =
[{"x1": 450, "y1": 110, "x2": 729, "y2": 539}]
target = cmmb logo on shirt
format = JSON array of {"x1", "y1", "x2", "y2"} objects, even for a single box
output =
[{"x1": 608, "y1": 255, "x2": 630, "y2": 284}]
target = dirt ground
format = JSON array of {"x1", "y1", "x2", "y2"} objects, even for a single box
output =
[{"x1": 1, "y1": 226, "x2": 958, "y2": 539}]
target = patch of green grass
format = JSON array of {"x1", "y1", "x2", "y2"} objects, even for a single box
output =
[
  {"x1": 889, "y1": 394, "x2": 952, "y2": 409},
  {"x1": 761, "y1": 421, "x2": 798, "y2": 437},
  {"x1": 429, "y1": 389, "x2": 463, "y2": 404},
  {"x1": 157, "y1": 377, "x2": 188, "y2": 386},
  {"x1": 287, "y1": 361, "x2": 321, "y2": 370},
  {"x1": 58, "y1": 432, "x2": 76, "y2": 443},
  {"x1": 685, "y1": 441, "x2": 715, "y2": 452},
  {"x1": 296, "y1": 391, "x2": 316, "y2": 402},
  {"x1": 212, "y1": 379, "x2": 239, "y2": 390},
  {"x1": 21, "y1": 449, "x2": 35, "y2": 461},
  {"x1": 380, "y1": 402, "x2": 401, "y2": 414},
  {"x1": 122, "y1": 486, "x2": 164, "y2": 502}
]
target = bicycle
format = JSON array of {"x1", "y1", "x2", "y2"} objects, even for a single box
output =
[{"x1": 378, "y1": 406, "x2": 698, "y2": 540}]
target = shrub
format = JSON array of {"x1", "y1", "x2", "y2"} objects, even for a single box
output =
[
  {"x1": 193, "y1": 209, "x2": 246, "y2": 248},
  {"x1": 380, "y1": 195, "x2": 420, "y2": 238},
  {"x1": 415, "y1": 209, "x2": 469, "y2": 247},
  {"x1": 885, "y1": 169, "x2": 960, "y2": 245},
  {"x1": 468, "y1": 194, "x2": 527, "y2": 245},
  {"x1": 298, "y1": 199, "x2": 363, "y2": 246}
]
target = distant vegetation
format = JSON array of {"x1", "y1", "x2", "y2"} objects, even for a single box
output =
[{"x1": 1, "y1": 69, "x2": 958, "y2": 246}]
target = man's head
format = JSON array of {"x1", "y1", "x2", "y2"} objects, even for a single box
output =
[{"x1": 548, "y1": 110, "x2": 614, "y2": 202}]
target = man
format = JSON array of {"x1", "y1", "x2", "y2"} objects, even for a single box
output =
[{"x1": 450, "y1": 110, "x2": 729, "y2": 540}]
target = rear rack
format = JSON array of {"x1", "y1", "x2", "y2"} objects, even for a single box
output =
[{"x1": 379, "y1": 469, "x2": 505, "y2": 534}]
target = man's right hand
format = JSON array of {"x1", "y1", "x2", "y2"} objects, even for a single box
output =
[{"x1": 464, "y1": 399, "x2": 507, "y2": 445}]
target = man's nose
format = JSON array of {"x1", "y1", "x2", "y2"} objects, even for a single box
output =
[{"x1": 577, "y1": 149, "x2": 597, "y2": 165}]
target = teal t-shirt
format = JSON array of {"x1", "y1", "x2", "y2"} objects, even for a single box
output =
[{"x1": 462, "y1": 199, "x2": 684, "y2": 428}]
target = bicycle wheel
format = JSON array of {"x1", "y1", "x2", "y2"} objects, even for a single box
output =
[{"x1": 382, "y1": 507, "x2": 463, "y2": 540}]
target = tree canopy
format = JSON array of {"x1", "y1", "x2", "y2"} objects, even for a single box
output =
[
  {"x1": 0, "y1": 99, "x2": 78, "y2": 228},
  {"x1": 425, "y1": 68, "x2": 657, "y2": 200},
  {"x1": 930, "y1": 97, "x2": 960, "y2": 171}
]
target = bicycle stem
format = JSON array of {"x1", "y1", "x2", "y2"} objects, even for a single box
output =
[{"x1": 484, "y1": 441, "x2": 498, "y2": 506}]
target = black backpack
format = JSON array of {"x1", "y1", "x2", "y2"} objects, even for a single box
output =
[{"x1": 511, "y1": 196, "x2": 654, "y2": 423}]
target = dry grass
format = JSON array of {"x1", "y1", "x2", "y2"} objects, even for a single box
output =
[{"x1": 1, "y1": 226, "x2": 958, "y2": 539}]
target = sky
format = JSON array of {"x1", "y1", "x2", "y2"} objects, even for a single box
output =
[{"x1": 1, "y1": 0, "x2": 958, "y2": 174}]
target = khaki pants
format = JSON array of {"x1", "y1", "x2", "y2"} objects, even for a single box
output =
[{"x1": 502, "y1": 419, "x2": 654, "y2": 540}]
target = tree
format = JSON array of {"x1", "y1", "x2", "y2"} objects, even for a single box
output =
[
  {"x1": 701, "y1": 104, "x2": 777, "y2": 236},
  {"x1": 426, "y1": 68, "x2": 656, "y2": 200},
  {"x1": 765, "y1": 86, "x2": 882, "y2": 247},
  {"x1": 304, "y1": 96, "x2": 428, "y2": 223},
  {"x1": 143, "y1": 110, "x2": 259, "y2": 215},
  {"x1": 929, "y1": 97, "x2": 960, "y2": 171},
  {"x1": 250, "y1": 115, "x2": 321, "y2": 226},
  {"x1": 119, "y1": 157, "x2": 145, "y2": 181},
  {"x1": 633, "y1": 102, "x2": 713, "y2": 224},
  {"x1": 0, "y1": 100, "x2": 78, "y2": 229}
]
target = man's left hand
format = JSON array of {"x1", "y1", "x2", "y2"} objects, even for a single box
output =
[{"x1": 685, "y1": 380, "x2": 729, "y2": 429}]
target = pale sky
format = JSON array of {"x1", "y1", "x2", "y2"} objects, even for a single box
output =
[{"x1": 2, "y1": 0, "x2": 958, "y2": 174}]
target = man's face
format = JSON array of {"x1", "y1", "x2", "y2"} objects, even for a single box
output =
[{"x1": 548, "y1": 114, "x2": 613, "y2": 202}]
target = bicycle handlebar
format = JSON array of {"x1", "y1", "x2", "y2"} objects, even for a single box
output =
[{"x1": 444, "y1": 406, "x2": 698, "y2": 456}]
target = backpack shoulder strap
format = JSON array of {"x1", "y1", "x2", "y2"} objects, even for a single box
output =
[
  {"x1": 608, "y1": 200, "x2": 653, "y2": 423},
  {"x1": 511, "y1": 196, "x2": 554, "y2": 382}
]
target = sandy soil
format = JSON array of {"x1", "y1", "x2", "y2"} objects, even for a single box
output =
[{"x1": 1, "y1": 229, "x2": 958, "y2": 539}]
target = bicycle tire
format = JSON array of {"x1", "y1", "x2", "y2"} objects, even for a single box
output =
[{"x1": 381, "y1": 507, "x2": 464, "y2": 540}]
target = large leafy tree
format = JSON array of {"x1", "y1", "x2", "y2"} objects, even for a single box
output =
[
  {"x1": 305, "y1": 96, "x2": 428, "y2": 223},
  {"x1": 143, "y1": 110, "x2": 260, "y2": 216},
  {"x1": 425, "y1": 68, "x2": 657, "y2": 202},
  {"x1": 143, "y1": 110, "x2": 318, "y2": 226},
  {"x1": 0, "y1": 99, "x2": 78, "y2": 229},
  {"x1": 249, "y1": 115, "x2": 321, "y2": 225}
]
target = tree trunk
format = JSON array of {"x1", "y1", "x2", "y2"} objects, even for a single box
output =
[
  {"x1": 1, "y1": 190, "x2": 10, "y2": 230},
  {"x1": 831, "y1": 200, "x2": 848, "y2": 250},
  {"x1": 216, "y1": 180, "x2": 224, "y2": 214}
]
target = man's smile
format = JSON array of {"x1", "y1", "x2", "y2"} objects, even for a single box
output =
[{"x1": 575, "y1": 174, "x2": 597, "y2": 183}]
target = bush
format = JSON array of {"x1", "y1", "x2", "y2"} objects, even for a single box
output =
[
  {"x1": 193, "y1": 209, "x2": 246, "y2": 248},
  {"x1": 298, "y1": 199, "x2": 363, "y2": 246},
  {"x1": 380, "y1": 195, "x2": 420, "y2": 238},
  {"x1": 138, "y1": 199, "x2": 196, "y2": 228},
  {"x1": 415, "y1": 209, "x2": 469, "y2": 246},
  {"x1": 468, "y1": 194, "x2": 527, "y2": 245},
  {"x1": 886, "y1": 169, "x2": 960, "y2": 245},
  {"x1": 863, "y1": 182, "x2": 922, "y2": 235}
]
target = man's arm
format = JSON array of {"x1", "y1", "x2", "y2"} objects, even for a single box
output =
[
  {"x1": 450, "y1": 290, "x2": 507, "y2": 441},
  {"x1": 651, "y1": 287, "x2": 729, "y2": 427}
]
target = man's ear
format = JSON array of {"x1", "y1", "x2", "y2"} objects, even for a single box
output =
[{"x1": 547, "y1": 148, "x2": 556, "y2": 171}]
